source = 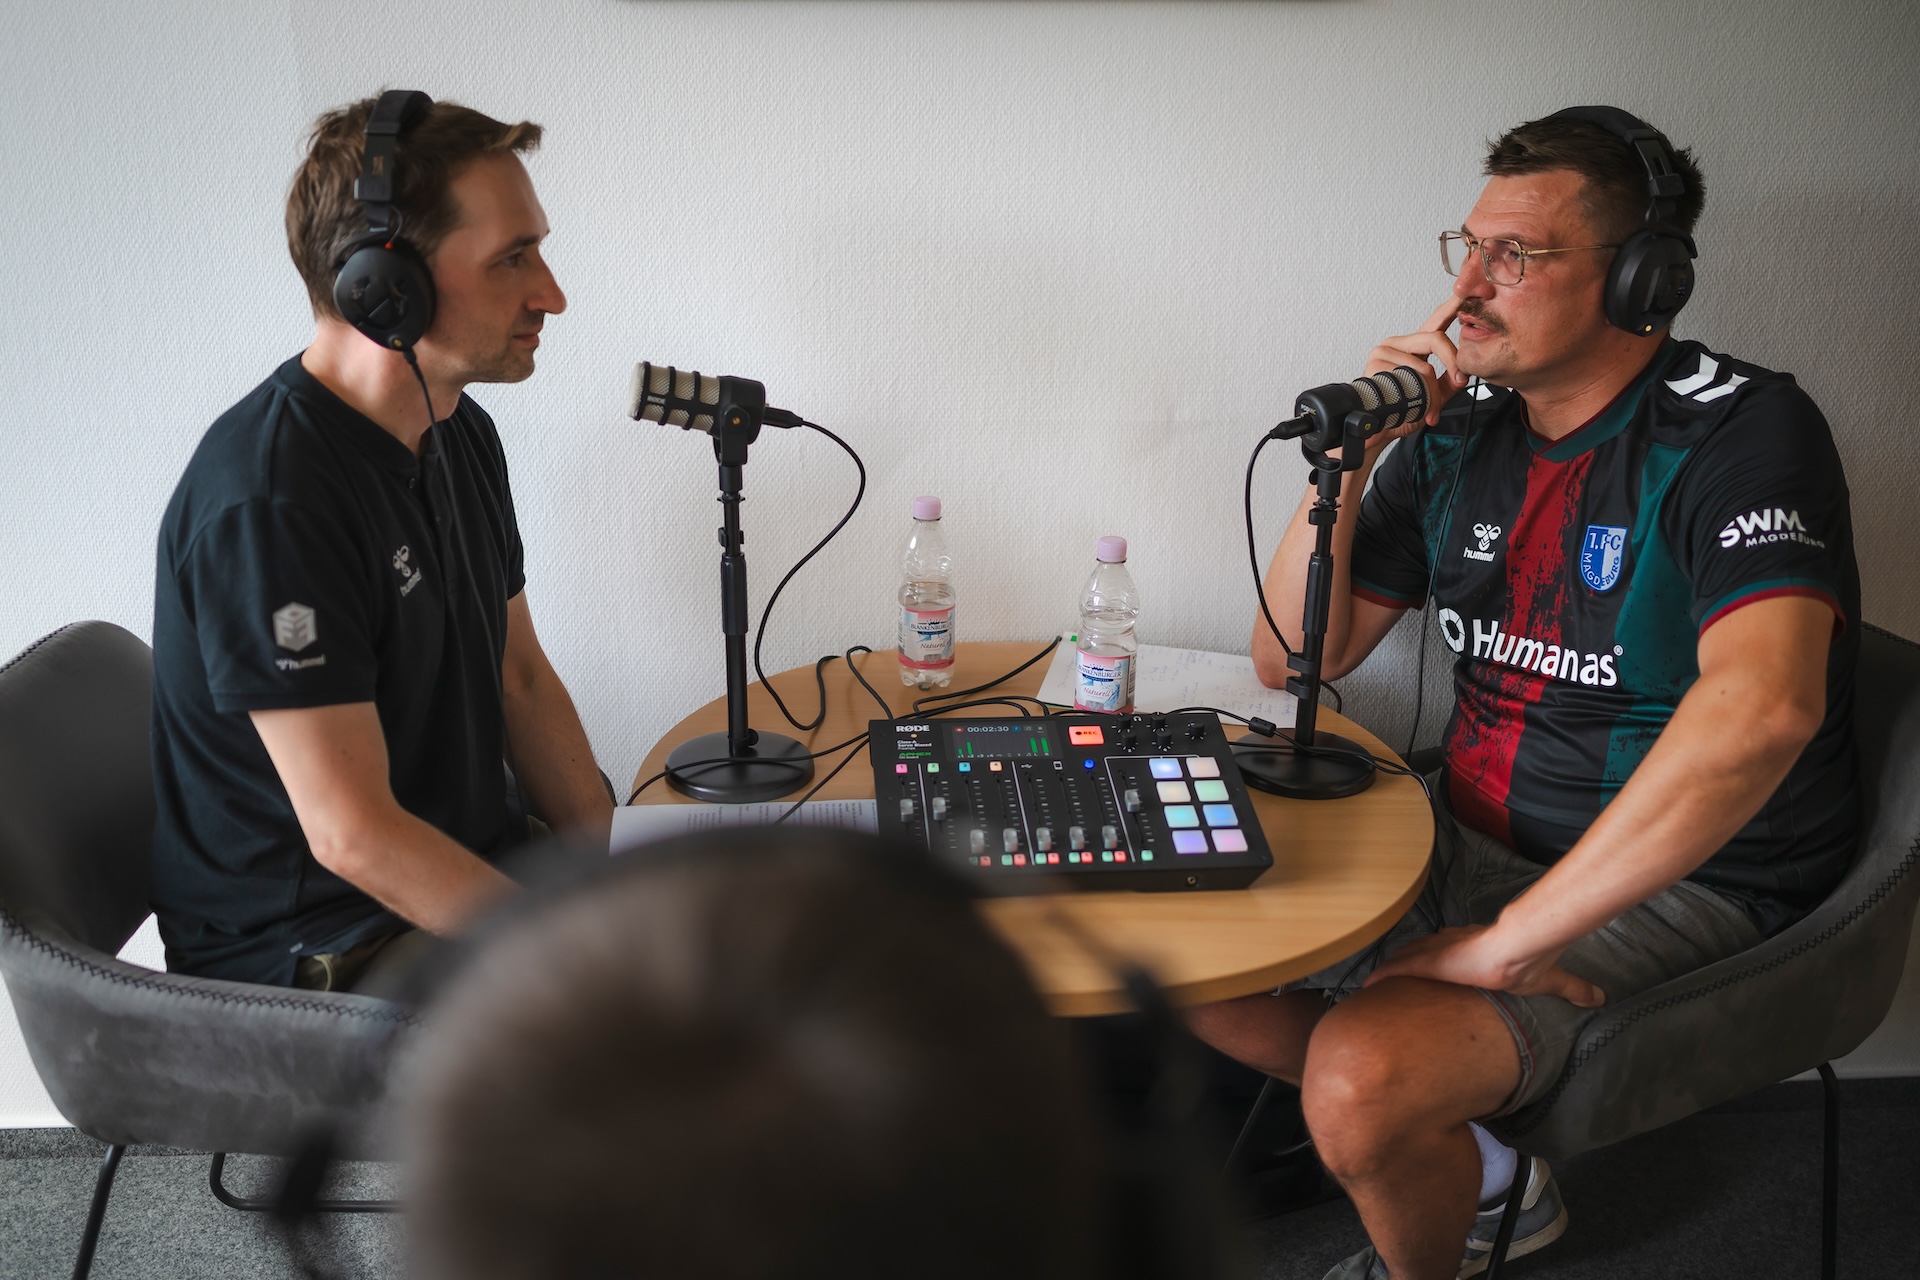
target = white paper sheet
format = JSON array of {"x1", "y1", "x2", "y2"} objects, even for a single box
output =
[
  {"x1": 1035, "y1": 643, "x2": 1298, "y2": 726},
  {"x1": 610, "y1": 798, "x2": 879, "y2": 853}
]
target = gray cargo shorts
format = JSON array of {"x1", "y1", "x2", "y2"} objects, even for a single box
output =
[{"x1": 1287, "y1": 789, "x2": 1762, "y2": 1116}]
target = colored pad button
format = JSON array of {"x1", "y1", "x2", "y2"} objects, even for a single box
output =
[
  {"x1": 1211, "y1": 828, "x2": 1249, "y2": 853},
  {"x1": 1172, "y1": 830, "x2": 1209, "y2": 855},
  {"x1": 1193, "y1": 780, "x2": 1230, "y2": 803},
  {"x1": 1149, "y1": 758, "x2": 1184, "y2": 780},
  {"x1": 1164, "y1": 805, "x2": 1199, "y2": 829},
  {"x1": 1186, "y1": 756, "x2": 1222, "y2": 779},
  {"x1": 1068, "y1": 725, "x2": 1105, "y2": 745},
  {"x1": 1202, "y1": 804, "x2": 1238, "y2": 827},
  {"x1": 1156, "y1": 780, "x2": 1191, "y2": 803}
]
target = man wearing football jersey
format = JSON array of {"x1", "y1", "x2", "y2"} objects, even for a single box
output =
[{"x1": 1189, "y1": 109, "x2": 1857, "y2": 1280}]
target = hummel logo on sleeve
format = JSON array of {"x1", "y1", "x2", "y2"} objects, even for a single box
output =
[{"x1": 1719, "y1": 508, "x2": 1826, "y2": 550}]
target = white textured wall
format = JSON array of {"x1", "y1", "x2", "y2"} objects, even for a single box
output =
[{"x1": 2, "y1": 0, "x2": 1916, "y2": 1124}]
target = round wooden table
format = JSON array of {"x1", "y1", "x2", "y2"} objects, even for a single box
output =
[{"x1": 633, "y1": 642, "x2": 1433, "y2": 1016}]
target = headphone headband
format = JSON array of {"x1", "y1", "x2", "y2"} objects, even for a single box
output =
[
  {"x1": 352, "y1": 89, "x2": 433, "y2": 233},
  {"x1": 1548, "y1": 105, "x2": 1687, "y2": 229}
]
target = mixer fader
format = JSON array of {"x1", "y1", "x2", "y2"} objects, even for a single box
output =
[{"x1": 870, "y1": 712, "x2": 1273, "y2": 891}]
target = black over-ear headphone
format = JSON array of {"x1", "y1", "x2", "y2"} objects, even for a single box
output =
[
  {"x1": 332, "y1": 89, "x2": 437, "y2": 352},
  {"x1": 1549, "y1": 105, "x2": 1698, "y2": 336}
]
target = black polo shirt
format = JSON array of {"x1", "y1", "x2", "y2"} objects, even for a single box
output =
[{"x1": 149, "y1": 355, "x2": 528, "y2": 984}]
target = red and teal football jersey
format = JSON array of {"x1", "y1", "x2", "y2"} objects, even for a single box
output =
[{"x1": 1350, "y1": 339, "x2": 1859, "y2": 933}]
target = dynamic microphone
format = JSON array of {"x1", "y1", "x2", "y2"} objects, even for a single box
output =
[
  {"x1": 1273, "y1": 366, "x2": 1428, "y2": 450},
  {"x1": 628, "y1": 363, "x2": 803, "y2": 434}
]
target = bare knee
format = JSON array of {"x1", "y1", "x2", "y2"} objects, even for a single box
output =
[
  {"x1": 1299, "y1": 980, "x2": 1520, "y2": 1181},
  {"x1": 1300, "y1": 1011, "x2": 1413, "y2": 1179}
]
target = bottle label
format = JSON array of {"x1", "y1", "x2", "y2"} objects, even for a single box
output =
[
  {"x1": 1074, "y1": 650, "x2": 1136, "y2": 713},
  {"x1": 898, "y1": 605, "x2": 955, "y2": 669}
]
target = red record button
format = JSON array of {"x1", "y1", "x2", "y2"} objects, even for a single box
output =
[{"x1": 1068, "y1": 725, "x2": 1105, "y2": 746}]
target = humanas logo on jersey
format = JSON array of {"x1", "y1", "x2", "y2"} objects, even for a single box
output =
[
  {"x1": 1719, "y1": 507, "x2": 1826, "y2": 551},
  {"x1": 1437, "y1": 608, "x2": 1619, "y2": 687}
]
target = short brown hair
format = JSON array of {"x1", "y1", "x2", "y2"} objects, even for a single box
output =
[
  {"x1": 404, "y1": 827, "x2": 1102, "y2": 1280},
  {"x1": 286, "y1": 94, "x2": 542, "y2": 320},
  {"x1": 1486, "y1": 112, "x2": 1704, "y2": 242}
]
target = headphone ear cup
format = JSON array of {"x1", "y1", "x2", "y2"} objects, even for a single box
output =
[
  {"x1": 1604, "y1": 229, "x2": 1696, "y2": 336},
  {"x1": 333, "y1": 239, "x2": 436, "y2": 352}
]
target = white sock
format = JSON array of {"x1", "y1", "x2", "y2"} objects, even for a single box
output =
[{"x1": 1471, "y1": 1122, "x2": 1519, "y2": 1208}]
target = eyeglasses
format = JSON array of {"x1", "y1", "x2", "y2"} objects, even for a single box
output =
[{"x1": 1438, "y1": 230, "x2": 1618, "y2": 286}]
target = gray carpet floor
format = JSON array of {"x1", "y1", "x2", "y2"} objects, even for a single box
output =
[{"x1": 4, "y1": 1079, "x2": 1914, "y2": 1278}]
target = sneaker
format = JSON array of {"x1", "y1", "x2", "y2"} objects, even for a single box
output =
[
  {"x1": 1320, "y1": 1245, "x2": 1387, "y2": 1279},
  {"x1": 1457, "y1": 1155, "x2": 1568, "y2": 1277}
]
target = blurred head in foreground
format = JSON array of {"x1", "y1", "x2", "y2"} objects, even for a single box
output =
[{"x1": 404, "y1": 825, "x2": 1101, "y2": 1280}]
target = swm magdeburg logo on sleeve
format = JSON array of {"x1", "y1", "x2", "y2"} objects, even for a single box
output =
[{"x1": 1719, "y1": 508, "x2": 1826, "y2": 551}]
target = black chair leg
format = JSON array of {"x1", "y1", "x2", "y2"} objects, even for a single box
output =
[
  {"x1": 1481, "y1": 1153, "x2": 1528, "y2": 1280},
  {"x1": 70, "y1": 1143, "x2": 125, "y2": 1280},
  {"x1": 1224, "y1": 1076, "x2": 1278, "y2": 1171},
  {"x1": 1818, "y1": 1062, "x2": 1839, "y2": 1280},
  {"x1": 209, "y1": 1152, "x2": 401, "y2": 1214}
]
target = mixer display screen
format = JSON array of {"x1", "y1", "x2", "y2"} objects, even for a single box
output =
[
  {"x1": 950, "y1": 723, "x2": 1052, "y2": 758},
  {"x1": 871, "y1": 712, "x2": 1273, "y2": 893}
]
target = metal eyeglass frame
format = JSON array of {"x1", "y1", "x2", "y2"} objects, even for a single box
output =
[{"x1": 1439, "y1": 229, "x2": 1619, "y2": 286}]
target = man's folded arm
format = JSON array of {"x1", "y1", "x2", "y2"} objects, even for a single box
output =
[{"x1": 249, "y1": 701, "x2": 517, "y2": 935}]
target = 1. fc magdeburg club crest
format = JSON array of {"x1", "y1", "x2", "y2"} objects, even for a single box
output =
[{"x1": 1580, "y1": 525, "x2": 1628, "y2": 592}]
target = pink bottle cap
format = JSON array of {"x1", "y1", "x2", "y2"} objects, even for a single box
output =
[
  {"x1": 912, "y1": 495, "x2": 942, "y2": 521},
  {"x1": 1095, "y1": 535, "x2": 1128, "y2": 563}
]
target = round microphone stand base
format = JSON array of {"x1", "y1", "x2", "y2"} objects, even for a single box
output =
[
  {"x1": 665, "y1": 732, "x2": 815, "y2": 804},
  {"x1": 1233, "y1": 731, "x2": 1377, "y2": 800}
]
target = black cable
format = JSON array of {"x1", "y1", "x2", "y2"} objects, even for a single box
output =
[
  {"x1": 1323, "y1": 678, "x2": 1343, "y2": 713},
  {"x1": 753, "y1": 420, "x2": 867, "y2": 731},
  {"x1": 843, "y1": 644, "x2": 895, "y2": 718},
  {"x1": 911, "y1": 635, "x2": 1062, "y2": 714},
  {"x1": 401, "y1": 348, "x2": 437, "y2": 429},
  {"x1": 1245, "y1": 432, "x2": 1296, "y2": 661},
  {"x1": 1402, "y1": 379, "x2": 1479, "y2": 760},
  {"x1": 772, "y1": 733, "x2": 873, "y2": 823},
  {"x1": 924, "y1": 697, "x2": 1037, "y2": 718},
  {"x1": 624, "y1": 731, "x2": 872, "y2": 806}
]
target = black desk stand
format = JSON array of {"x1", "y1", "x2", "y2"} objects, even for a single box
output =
[
  {"x1": 1234, "y1": 389, "x2": 1393, "y2": 800},
  {"x1": 665, "y1": 384, "x2": 815, "y2": 802}
]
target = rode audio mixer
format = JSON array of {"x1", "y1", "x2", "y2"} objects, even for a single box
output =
[{"x1": 870, "y1": 712, "x2": 1273, "y2": 891}]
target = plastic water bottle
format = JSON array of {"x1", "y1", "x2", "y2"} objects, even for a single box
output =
[
  {"x1": 1074, "y1": 536, "x2": 1140, "y2": 713},
  {"x1": 897, "y1": 495, "x2": 956, "y2": 687}
]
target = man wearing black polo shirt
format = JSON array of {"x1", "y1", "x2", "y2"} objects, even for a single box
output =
[
  {"x1": 149, "y1": 94, "x2": 612, "y2": 996},
  {"x1": 1189, "y1": 110, "x2": 1857, "y2": 1279}
]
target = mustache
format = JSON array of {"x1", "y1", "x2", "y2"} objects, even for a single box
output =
[{"x1": 1458, "y1": 301, "x2": 1505, "y2": 333}]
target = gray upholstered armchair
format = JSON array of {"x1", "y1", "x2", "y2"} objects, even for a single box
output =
[
  {"x1": 0, "y1": 622, "x2": 414, "y2": 1279},
  {"x1": 1473, "y1": 623, "x2": 1920, "y2": 1278}
]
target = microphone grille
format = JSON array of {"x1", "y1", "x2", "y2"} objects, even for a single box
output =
[
  {"x1": 629, "y1": 362, "x2": 722, "y2": 430},
  {"x1": 1348, "y1": 375, "x2": 1382, "y2": 412},
  {"x1": 1388, "y1": 366, "x2": 1426, "y2": 411}
]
